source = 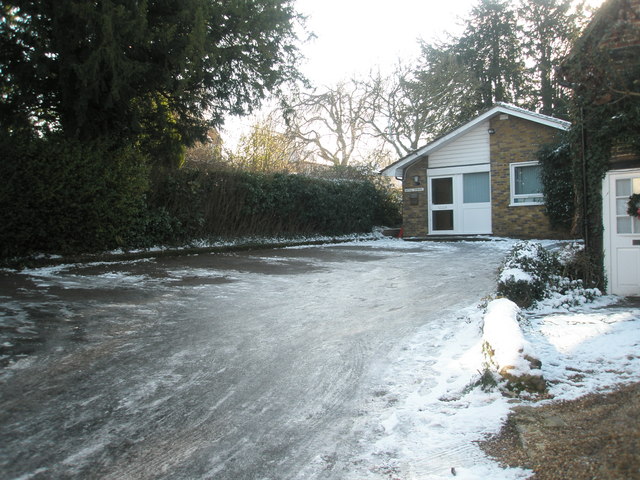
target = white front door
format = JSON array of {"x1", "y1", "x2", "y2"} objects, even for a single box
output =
[
  {"x1": 603, "y1": 169, "x2": 640, "y2": 296},
  {"x1": 428, "y1": 172, "x2": 492, "y2": 235}
]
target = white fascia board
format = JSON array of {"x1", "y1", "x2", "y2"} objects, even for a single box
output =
[
  {"x1": 494, "y1": 103, "x2": 571, "y2": 131},
  {"x1": 427, "y1": 163, "x2": 490, "y2": 176},
  {"x1": 380, "y1": 151, "x2": 423, "y2": 177}
]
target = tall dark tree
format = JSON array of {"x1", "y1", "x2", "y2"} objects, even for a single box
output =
[
  {"x1": 412, "y1": 42, "x2": 483, "y2": 136},
  {"x1": 390, "y1": 0, "x2": 581, "y2": 147},
  {"x1": 0, "y1": 0, "x2": 303, "y2": 166},
  {"x1": 455, "y1": 0, "x2": 528, "y2": 111},
  {"x1": 519, "y1": 0, "x2": 586, "y2": 116}
]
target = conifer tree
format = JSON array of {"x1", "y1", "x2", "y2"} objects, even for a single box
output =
[
  {"x1": 0, "y1": 0, "x2": 302, "y2": 166},
  {"x1": 455, "y1": 0, "x2": 527, "y2": 110},
  {"x1": 519, "y1": 0, "x2": 586, "y2": 116}
]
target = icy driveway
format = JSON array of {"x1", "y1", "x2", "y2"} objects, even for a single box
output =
[{"x1": 0, "y1": 239, "x2": 511, "y2": 479}]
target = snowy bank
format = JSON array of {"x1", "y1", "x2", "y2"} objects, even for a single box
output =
[
  {"x1": 1, "y1": 231, "x2": 386, "y2": 270},
  {"x1": 482, "y1": 299, "x2": 545, "y2": 393},
  {"x1": 343, "y1": 239, "x2": 638, "y2": 480}
]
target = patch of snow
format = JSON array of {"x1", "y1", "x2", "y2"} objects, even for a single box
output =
[
  {"x1": 556, "y1": 242, "x2": 584, "y2": 265},
  {"x1": 499, "y1": 267, "x2": 533, "y2": 284},
  {"x1": 532, "y1": 287, "x2": 610, "y2": 313},
  {"x1": 61, "y1": 438, "x2": 110, "y2": 468},
  {"x1": 106, "y1": 231, "x2": 386, "y2": 256},
  {"x1": 528, "y1": 308, "x2": 640, "y2": 402},
  {"x1": 483, "y1": 299, "x2": 539, "y2": 377},
  {"x1": 347, "y1": 305, "x2": 532, "y2": 479},
  {"x1": 11, "y1": 467, "x2": 50, "y2": 480},
  {"x1": 346, "y1": 242, "x2": 640, "y2": 479}
]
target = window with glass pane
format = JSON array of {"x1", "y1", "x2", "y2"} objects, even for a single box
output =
[
  {"x1": 432, "y1": 210, "x2": 454, "y2": 230},
  {"x1": 511, "y1": 163, "x2": 543, "y2": 204},
  {"x1": 432, "y1": 177, "x2": 453, "y2": 205},
  {"x1": 463, "y1": 172, "x2": 490, "y2": 203},
  {"x1": 616, "y1": 177, "x2": 640, "y2": 234},
  {"x1": 617, "y1": 178, "x2": 632, "y2": 197}
]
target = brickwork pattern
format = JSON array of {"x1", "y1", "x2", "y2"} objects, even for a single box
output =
[
  {"x1": 591, "y1": 0, "x2": 640, "y2": 168},
  {"x1": 595, "y1": 0, "x2": 640, "y2": 52},
  {"x1": 489, "y1": 115, "x2": 572, "y2": 239},
  {"x1": 399, "y1": 116, "x2": 575, "y2": 239},
  {"x1": 402, "y1": 158, "x2": 428, "y2": 237}
]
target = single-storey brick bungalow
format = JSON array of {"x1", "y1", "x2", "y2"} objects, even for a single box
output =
[{"x1": 381, "y1": 103, "x2": 573, "y2": 239}]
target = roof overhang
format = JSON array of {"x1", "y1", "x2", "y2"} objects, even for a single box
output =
[{"x1": 380, "y1": 103, "x2": 571, "y2": 178}]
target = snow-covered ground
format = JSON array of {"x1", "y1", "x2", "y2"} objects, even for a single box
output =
[
  {"x1": 337, "y1": 241, "x2": 640, "y2": 480},
  {"x1": 2, "y1": 237, "x2": 639, "y2": 480}
]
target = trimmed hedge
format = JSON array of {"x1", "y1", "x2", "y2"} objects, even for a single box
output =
[
  {"x1": 0, "y1": 133, "x2": 149, "y2": 258},
  {"x1": 0, "y1": 134, "x2": 400, "y2": 258},
  {"x1": 142, "y1": 168, "x2": 400, "y2": 245}
]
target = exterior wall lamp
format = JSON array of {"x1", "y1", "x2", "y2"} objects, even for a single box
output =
[
  {"x1": 413, "y1": 175, "x2": 421, "y2": 185},
  {"x1": 488, "y1": 128, "x2": 496, "y2": 134}
]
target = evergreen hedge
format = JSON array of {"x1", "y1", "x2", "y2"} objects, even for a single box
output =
[
  {"x1": 0, "y1": 133, "x2": 149, "y2": 258},
  {"x1": 538, "y1": 139, "x2": 575, "y2": 231},
  {"x1": 142, "y1": 168, "x2": 401, "y2": 246},
  {"x1": 1, "y1": 136, "x2": 401, "y2": 258}
]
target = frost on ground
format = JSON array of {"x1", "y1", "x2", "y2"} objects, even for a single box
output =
[
  {"x1": 2, "y1": 237, "x2": 638, "y2": 480},
  {"x1": 342, "y1": 240, "x2": 640, "y2": 480},
  {"x1": 482, "y1": 298, "x2": 545, "y2": 394}
]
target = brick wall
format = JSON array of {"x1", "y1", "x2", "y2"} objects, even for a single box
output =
[
  {"x1": 398, "y1": 115, "x2": 575, "y2": 239},
  {"x1": 402, "y1": 158, "x2": 428, "y2": 237},
  {"x1": 489, "y1": 115, "x2": 572, "y2": 239},
  {"x1": 595, "y1": 0, "x2": 640, "y2": 52},
  {"x1": 592, "y1": 0, "x2": 640, "y2": 168}
]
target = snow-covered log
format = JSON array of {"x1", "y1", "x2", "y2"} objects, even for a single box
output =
[{"x1": 482, "y1": 298, "x2": 546, "y2": 393}]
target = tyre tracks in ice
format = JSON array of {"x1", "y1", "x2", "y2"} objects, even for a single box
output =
[{"x1": 0, "y1": 240, "x2": 514, "y2": 480}]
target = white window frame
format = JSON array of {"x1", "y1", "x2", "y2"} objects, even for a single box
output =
[{"x1": 510, "y1": 161, "x2": 544, "y2": 206}]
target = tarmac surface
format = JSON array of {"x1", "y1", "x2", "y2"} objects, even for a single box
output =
[{"x1": 0, "y1": 240, "x2": 506, "y2": 479}]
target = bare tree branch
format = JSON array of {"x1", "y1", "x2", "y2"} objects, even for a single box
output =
[{"x1": 282, "y1": 80, "x2": 384, "y2": 167}]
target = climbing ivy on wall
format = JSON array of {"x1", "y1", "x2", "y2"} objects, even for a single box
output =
[
  {"x1": 537, "y1": 139, "x2": 575, "y2": 231},
  {"x1": 563, "y1": 46, "x2": 640, "y2": 287}
]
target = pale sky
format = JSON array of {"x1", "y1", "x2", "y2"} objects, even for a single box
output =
[
  {"x1": 226, "y1": 0, "x2": 476, "y2": 141},
  {"x1": 295, "y1": 0, "x2": 607, "y2": 86},
  {"x1": 296, "y1": 0, "x2": 474, "y2": 86},
  {"x1": 224, "y1": 0, "x2": 606, "y2": 146}
]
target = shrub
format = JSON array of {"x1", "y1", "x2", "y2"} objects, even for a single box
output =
[
  {"x1": 497, "y1": 241, "x2": 561, "y2": 308},
  {"x1": 142, "y1": 168, "x2": 401, "y2": 245},
  {"x1": 556, "y1": 242, "x2": 599, "y2": 288},
  {"x1": 0, "y1": 135, "x2": 401, "y2": 258},
  {"x1": 0, "y1": 132, "x2": 149, "y2": 257},
  {"x1": 538, "y1": 140, "x2": 575, "y2": 230},
  {"x1": 497, "y1": 240, "x2": 601, "y2": 309}
]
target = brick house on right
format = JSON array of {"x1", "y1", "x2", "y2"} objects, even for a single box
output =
[
  {"x1": 381, "y1": 103, "x2": 573, "y2": 240},
  {"x1": 559, "y1": 0, "x2": 640, "y2": 295}
]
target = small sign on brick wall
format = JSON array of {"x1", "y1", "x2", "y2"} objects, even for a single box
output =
[{"x1": 405, "y1": 187, "x2": 425, "y2": 192}]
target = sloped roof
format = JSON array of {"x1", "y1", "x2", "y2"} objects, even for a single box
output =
[
  {"x1": 559, "y1": 0, "x2": 640, "y2": 84},
  {"x1": 568, "y1": 0, "x2": 626, "y2": 57},
  {"x1": 380, "y1": 103, "x2": 571, "y2": 177}
]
